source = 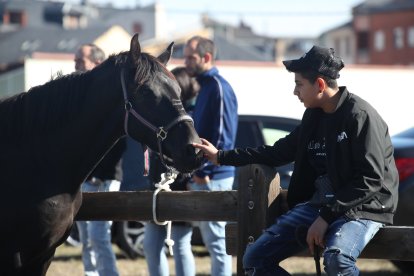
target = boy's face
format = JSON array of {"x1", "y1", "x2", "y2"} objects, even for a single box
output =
[{"x1": 293, "y1": 73, "x2": 321, "y2": 108}]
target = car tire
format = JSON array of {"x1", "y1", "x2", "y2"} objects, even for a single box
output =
[{"x1": 114, "y1": 221, "x2": 146, "y2": 259}]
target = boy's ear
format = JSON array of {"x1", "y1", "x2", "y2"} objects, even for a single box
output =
[{"x1": 316, "y1": 77, "x2": 326, "y2": 92}]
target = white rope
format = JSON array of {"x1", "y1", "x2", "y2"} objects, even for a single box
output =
[{"x1": 152, "y1": 170, "x2": 178, "y2": 256}]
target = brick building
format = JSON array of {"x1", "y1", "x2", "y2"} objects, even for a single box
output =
[{"x1": 353, "y1": 0, "x2": 414, "y2": 65}]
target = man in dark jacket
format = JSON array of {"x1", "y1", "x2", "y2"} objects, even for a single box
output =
[{"x1": 193, "y1": 46, "x2": 399, "y2": 276}]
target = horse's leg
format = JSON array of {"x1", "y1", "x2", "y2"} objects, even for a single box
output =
[
  {"x1": 23, "y1": 224, "x2": 73, "y2": 276},
  {"x1": 23, "y1": 221, "x2": 74, "y2": 276}
]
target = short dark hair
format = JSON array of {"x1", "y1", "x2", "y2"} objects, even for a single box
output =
[
  {"x1": 299, "y1": 71, "x2": 338, "y2": 89},
  {"x1": 82, "y1": 43, "x2": 105, "y2": 63},
  {"x1": 187, "y1": 36, "x2": 216, "y2": 60}
]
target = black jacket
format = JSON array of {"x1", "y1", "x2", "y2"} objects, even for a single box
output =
[{"x1": 219, "y1": 87, "x2": 399, "y2": 225}]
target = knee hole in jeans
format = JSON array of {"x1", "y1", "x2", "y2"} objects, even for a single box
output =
[{"x1": 324, "y1": 248, "x2": 357, "y2": 274}]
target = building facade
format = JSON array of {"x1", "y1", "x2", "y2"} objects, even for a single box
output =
[{"x1": 353, "y1": 0, "x2": 414, "y2": 65}]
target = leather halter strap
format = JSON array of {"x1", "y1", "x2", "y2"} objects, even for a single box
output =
[{"x1": 120, "y1": 68, "x2": 194, "y2": 168}]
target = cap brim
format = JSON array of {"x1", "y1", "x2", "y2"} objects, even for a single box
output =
[{"x1": 283, "y1": 59, "x2": 302, "y2": 72}]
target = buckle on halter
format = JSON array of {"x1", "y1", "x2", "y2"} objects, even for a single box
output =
[
  {"x1": 124, "y1": 101, "x2": 132, "y2": 111},
  {"x1": 156, "y1": 127, "x2": 168, "y2": 141}
]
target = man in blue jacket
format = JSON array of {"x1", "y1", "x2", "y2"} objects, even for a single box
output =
[{"x1": 184, "y1": 36, "x2": 238, "y2": 276}]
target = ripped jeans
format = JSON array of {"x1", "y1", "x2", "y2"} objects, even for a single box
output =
[{"x1": 242, "y1": 203, "x2": 383, "y2": 276}]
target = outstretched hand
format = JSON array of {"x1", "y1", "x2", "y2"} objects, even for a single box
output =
[{"x1": 193, "y1": 138, "x2": 219, "y2": 165}]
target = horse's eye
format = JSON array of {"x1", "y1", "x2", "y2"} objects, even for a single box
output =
[{"x1": 137, "y1": 86, "x2": 154, "y2": 98}]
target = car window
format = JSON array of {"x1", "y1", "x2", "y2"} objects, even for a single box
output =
[
  {"x1": 261, "y1": 120, "x2": 298, "y2": 145},
  {"x1": 262, "y1": 128, "x2": 291, "y2": 145},
  {"x1": 235, "y1": 116, "x2": 300, "y2": 190},
  {"x1": 237, "y1": 116, "x2": 300, "y2": 147}
]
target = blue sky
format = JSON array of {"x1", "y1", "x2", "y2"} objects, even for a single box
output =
[{"x1": 71, "y1": 0, "x2": 364, "y2": 37}]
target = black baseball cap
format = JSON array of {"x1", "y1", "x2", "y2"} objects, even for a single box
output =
[{"x1": 283, "y1": 46, "x2": 345, "y2": 79}]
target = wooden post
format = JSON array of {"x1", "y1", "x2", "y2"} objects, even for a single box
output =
[{"x1": 236, "y1": 164, "x2": 280, "y2": 275}]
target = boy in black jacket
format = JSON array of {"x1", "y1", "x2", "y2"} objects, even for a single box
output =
[{"x1": 193, "y1": 46, "x2": 399, "y2": 276}]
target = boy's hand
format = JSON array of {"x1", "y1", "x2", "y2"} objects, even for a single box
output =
[
  {"x1": 193, "y1": 138, "x2": 219, "y2": 165},
  {"x1": 306, "y1": 216, "x2": 328, "y2": 256}
]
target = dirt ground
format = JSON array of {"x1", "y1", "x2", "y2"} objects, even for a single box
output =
[{"x1": 46, "y1": 244, "x2": 405, "y2": 276}]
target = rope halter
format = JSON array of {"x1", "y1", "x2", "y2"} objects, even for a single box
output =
[{"x1": 152, "y1": 168, "x2": 178, "y2": 256}]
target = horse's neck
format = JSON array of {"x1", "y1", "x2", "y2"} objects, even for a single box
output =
[{"x1": 55, "y1": 66, "x2": 126, "y2": 185}]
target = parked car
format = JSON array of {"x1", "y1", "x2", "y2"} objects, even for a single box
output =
[
  {"x1": 389, "y1": 126, "x2": 414, "y2": 273},
  {"x1": 67, "y1": 114, "x2": 300, "y2": 258}
]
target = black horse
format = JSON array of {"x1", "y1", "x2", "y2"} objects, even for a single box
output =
[{"x1": 0, "y1": 34, "x2": 202, "y2": 275}]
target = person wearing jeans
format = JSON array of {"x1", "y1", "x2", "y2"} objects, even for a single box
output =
[
  {"x1": 77, "y1": 179, "x2": 121, "y2": 276},
  {"x1": 143, "y1": 222, "x2": 195, "y2": 276},
  {"x1": 242, "y1": 203, "x2": 383, "y2": 275},
  {"x1": 74, "y1": 43, "x2": 126, "y2": 276},
  {"x1": 193, "y1": 45, "x2": 398, "y2": 275},
  {"x1": 190, "y1": 178, "x2": 234, "y2": 275},
  {"x1": 184, "y1": 36, "x2": 238, "y2": 276},
  {"x1": 143, "y1": 67, "x2": 200, "y2": 276},
  {"x1": 76, "y1": 136, "x2": 125, "y2": 276}
]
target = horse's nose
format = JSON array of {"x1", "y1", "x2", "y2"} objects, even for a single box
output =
[
  {"x1": 195, "y1": 147, "x2": 203, "y2": 159},
  {"x1": 185, "y1": 143, "x2": 200, "y2": 156},
  {"x1": 185, "y1": 144, "x2": 204, "y2": 165}
]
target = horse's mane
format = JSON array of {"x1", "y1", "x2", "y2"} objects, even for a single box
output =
[
  {"x1": 0, "y1": 70, "x2": 96, "y2": 142},
  {"x1": 111, "y1": 51, "x2": 174, "y2": 85},
  {"x1": 0, "y1": 50, "x2": 173, "y2": 143}
]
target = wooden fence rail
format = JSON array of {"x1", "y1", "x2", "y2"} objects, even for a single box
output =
[
  {"x1": 76, "y1": 164, "x2": 414, "y2": 276},
  {"x1": 76, "y1": 190, "x2": 238, "y2": 222}
]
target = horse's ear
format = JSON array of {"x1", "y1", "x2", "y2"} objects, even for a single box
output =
[
  {"x1": 157, "y1": 42, "x2": 174, "y2": 66},
  {"x1": 130, "y1": 33, "x2": 141, "y2": 65}
]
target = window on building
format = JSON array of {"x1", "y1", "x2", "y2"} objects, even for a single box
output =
[
  {"x1": 9, "y1": 11, "x2": 24, "y2": 24},
  {"x1": 357, "y1": 31, "x2": 369, "y2": 51},
  {"x1": 3, "y1": 10, "x2": 26, "y2": 26},
  {"x1": 393, "y1": 27, "x2": 404, "y2": 49},
  {"x1": 408, "y1": 26, "x2": 414, "y2": 48},
  {"x1": 374, "y1": 30, "x2": 385, "y2": 51}
]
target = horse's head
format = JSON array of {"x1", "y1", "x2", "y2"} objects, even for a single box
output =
[{"x1": 121, "y1": 34, "x2": 202, "y2": 173}]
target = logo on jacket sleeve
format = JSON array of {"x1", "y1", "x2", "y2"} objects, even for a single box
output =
[{"x1": 337, "y1": 131, "x2": 348, "y2": 142}]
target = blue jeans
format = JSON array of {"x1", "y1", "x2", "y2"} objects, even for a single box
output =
[
  {"x1": 143, "y1": 222, "x2": 195, "y2": 276},
  {"x1": 190, "y1": 177, "x2": 234, "y2": 276},
  {"x1": 77, "y1": 180, "x2": 120, "y2": 276},
  {"x1": 243, "y1": 203, "x2": 383, "y2": 276}
]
